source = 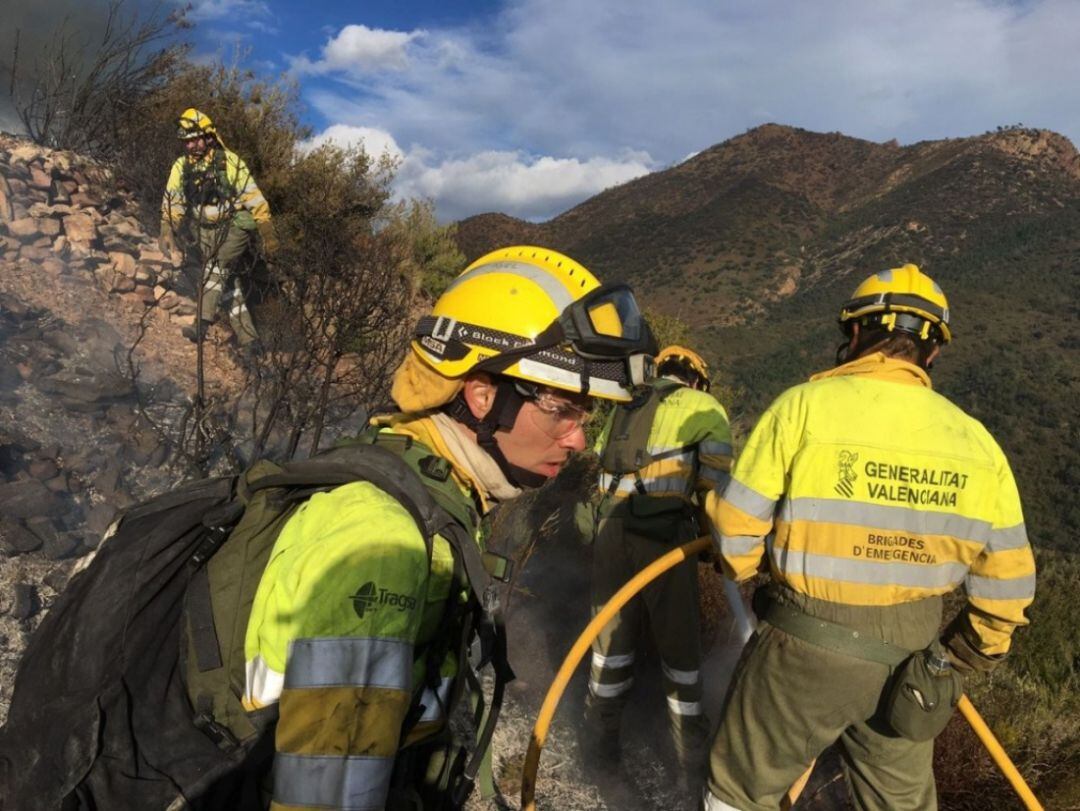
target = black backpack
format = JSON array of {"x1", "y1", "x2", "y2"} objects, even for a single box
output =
[{"x1": 0, "y1": 437, "x2": 512, "y2": 811}]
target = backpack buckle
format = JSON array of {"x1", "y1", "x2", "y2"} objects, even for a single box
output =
[
  {"x1": 418, "y1": 455, "x2": 451, "y2": 482},
  {"x1": 193, "y1": 711, "x2": 240, "y2": 751}
]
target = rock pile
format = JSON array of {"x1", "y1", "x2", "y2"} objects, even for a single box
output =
[
  {"x1": 0, "y1": 135, "x2": 242, "y2": 721},
  {"x1": 0, "y1": 135, "x2": 201, "y2": 330}
]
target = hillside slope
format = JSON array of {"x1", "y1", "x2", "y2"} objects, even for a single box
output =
[
  {"x1": 458, "y1": 124, "x2": 1080, "y2": 807},
  {"x1": 458, "y1": 123, "x2": 1080, "y2": 553}
]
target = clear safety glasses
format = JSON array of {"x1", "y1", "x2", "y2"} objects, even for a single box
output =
[{"x1": 516, "y1": 384, "x2": 595, "y2": 438}]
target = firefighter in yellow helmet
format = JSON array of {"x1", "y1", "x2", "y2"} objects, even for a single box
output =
[
  {"x1": 586, "y1": 342, "x2": 733, "y2": 787},
  {"x1": 241, "y1": 247, "x2": 656, "y2": 810},
  {"x1": 160, "y1": 108, "x2": 278, "y2": 346},
  {"x1": 701, "y1": 265, "x2": 1035, "y2": 811}
]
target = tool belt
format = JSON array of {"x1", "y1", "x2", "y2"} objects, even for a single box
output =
[{"x1": 762, "y1": 596, "x2": 963, "y2": 741}]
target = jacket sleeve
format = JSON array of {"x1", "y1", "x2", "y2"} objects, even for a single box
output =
[
  {"x1": 160, "y1": 157, "x2": 186, "y2": 227},
  {"x1": 252, "y1": 483, "x2": 428, "y2": 811},
  {"x1": 945, "y1": 449, "x2": 1036, "y2": 670},
  {"x1": 692, "y1": 395, "x2": 734, "y2": 502},
  {"x1": 228, "y1": 152, "x2": 272, "y2": 224},
  {"x1": 705, "y1": 406, "x2": 792, "y2": 582}
]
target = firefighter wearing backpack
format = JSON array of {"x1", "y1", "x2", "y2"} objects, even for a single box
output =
[
  {"x1": 0, "y1": 246, "x2": 656, "y2": 811},
  {"x1": 242, "y1": 247, "x2": 654, "y2": 810},
  {"x1": 701, "y1": 265, "x2": 1036, "y2": 811},
  {"x1": 585, "y1": 345, "x2": 733, "y2": 784},
  {"x1": 160, "y1": 108, "x2": 277, "y2": 346}
]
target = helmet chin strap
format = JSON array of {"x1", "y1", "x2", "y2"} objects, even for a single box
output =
[{"x1": 444, "y1": 379, "x2": 549, "y2": 490}]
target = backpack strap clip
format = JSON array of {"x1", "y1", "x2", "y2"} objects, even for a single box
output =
[{"x1": 192, "y1": 695, "x2": 240, "y2": 751}]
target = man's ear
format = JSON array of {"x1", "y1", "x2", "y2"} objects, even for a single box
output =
[
  {"x1": 848, "y1": 322, "x2": 861, "y2": 355},
  {"x1": 462, "y1": 373, "x2": 497, "y2": 420}
]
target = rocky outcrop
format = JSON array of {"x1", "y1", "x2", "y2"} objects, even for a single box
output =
[{"x1": 0, "y1": 135, "x2": 244, "y2": 722}]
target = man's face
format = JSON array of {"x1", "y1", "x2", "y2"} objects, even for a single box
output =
[
  {"x1": 183, "y1": 135, "x2": 210, "y2": 158},
  {"x1": 494, "y1": 387, "x2": 591, "y2": 479}
]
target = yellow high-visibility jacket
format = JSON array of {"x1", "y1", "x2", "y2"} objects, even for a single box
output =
[
  {"x1": 244, "y1": 417, "x2": 482, "y2": 811},
  {"x1": 160, "y1": 147, "x2": 271, "y2": 229},
  {"x1": 707, "y1": 353, "x2": 1035, "y2": 658},
  {"x1": 596, "y1": 378, "x2": 733, "y2": 503}
]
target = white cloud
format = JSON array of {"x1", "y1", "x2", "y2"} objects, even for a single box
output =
[
  {"x1": 295, "y1": 0, "x2": 1080, "y2": 219},
  {"x1": 300, "y1": 124, "x2": 405, "y2": 162},
  {"x1": 395, "y1": 150, "x2": 654, "y2": 222},
  {"x1": 181, "y1": 0, "x2": 271, "y2": 23},
  {"x1": 291, "y1": 25, "x2": 424, "y2": 75}
]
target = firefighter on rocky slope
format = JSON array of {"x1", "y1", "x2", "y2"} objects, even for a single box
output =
[
  {"x1": 160, "y1": 108, "x2": 278, "y2": 347},
  {"x1": 586, "y1": 345, "x2": 733, "y2": 784},
  {"x1": 243, "y1": 247, "x2": 655, "y2": 810},
  {"x1": 701, "y1": 265, "x2": 1036, "y2": 811}
]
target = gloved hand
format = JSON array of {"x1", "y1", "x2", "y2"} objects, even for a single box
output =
[{"x1": 257, "y1": 221, "x2": 279, "y2": 257}]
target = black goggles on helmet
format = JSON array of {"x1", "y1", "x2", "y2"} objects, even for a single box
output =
[
  {"x1": 414, "y1": 283, "x2": 658, "y2": 387},
  {"x1": 552, "y1": 283, "x2": 654, "y2": 358}
]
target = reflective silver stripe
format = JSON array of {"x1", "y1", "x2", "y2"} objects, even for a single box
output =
[
  {"x1": 647, "y1": 447, "x2": 694, "y2": 463},
  {"x1": 284, "y1": 637, "x2": 412, "y2": 690},
  {"x1": 666, "y1": 696, "x2": 702, "y2": 715},
  {"x1": 244, "y1": 655, "x2": 285, "y2": 707},
  {"x1": 988, "y1": 523, "x2": 1029, "y2": 552},
  {"x1": 637, "y1": 475, "x2": 692, "y2": 493},
  {"x1": 592, "y1": 650, "x2": 635, "y2": 669},
  {"x1": 418, "y1": 676, "x2": 454, "y2": 723},
  {"x1": 723, "y1": 479, "x2": 777, "y2": 521},
  {"x1": 702, "y1": 790, "x2": 744, "y2": 811},
  {"x1": 700, "y1": 467, "x2": 731, "y2": 486},
  {"x1": 273, "y1": 752, "x2": 393, "y2": 810},
  {"x1": 699, "y1": 441, "x2": 733, "y2": 458},
  {"x1": 445, "y1": 259, "x2": 574, "y2": 311},
  {"x1": 598, "y1": 472, "x2": 621, "y2": 491},
  {"x1": 661, "y1": 663, "x2": 699, "y2": 685},
  {"x1": 589, "y1": 677, "x2": 634, "y2": 698},
  {"x1": 721, "y1": 535, "x2": 764, "y2": 556},
  {"x1": 966, "y1": 574, "x2": 1036, "y2": 601},
  {"x1": 599, "y1": 473, "x2": 691, "y2": 495},
  {"x1": 770, "y1": 546, "x2": 969, "y2": 589},
  {"x1": 516, "y1": 357, "x2": 628, "y2": 400},
  {"x1": 782, "y1": 498, "x2": 993, "y2": 544}
]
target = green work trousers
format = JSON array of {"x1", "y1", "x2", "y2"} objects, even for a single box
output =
[
  {"x1": 196, "y1": 222, "x2": 258, "y2": 345},
  {"x1": 586, "y1": 511, "x2": 709, "y2": 770},
  {"x1": 704, "y1": 589, "x2": 944, "y2": 811}
]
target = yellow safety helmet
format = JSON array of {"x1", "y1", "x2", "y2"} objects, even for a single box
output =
[
  {"x1": 409, "y1": 246, "x2": 656, "y2": 404},
  {"x1": 656, "y1": 345, "x2": 710, "y2": 391},
  {"x1": 839, "y1": 264, "x2": 951, "y2": 343},
  {"x1": 176, "y1": 108, "x2": 217, "y2": 141}
]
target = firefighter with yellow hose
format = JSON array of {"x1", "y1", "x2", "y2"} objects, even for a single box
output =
[
  {"x1": 701, "y1": 265, "x2": 1036, "y2": 811},
  {"x1": 160, "y1": 108, "x2": 277, "y2": 346},
  {"x1": 585, "y1": 345, "x2": 733, "y2": 786}
]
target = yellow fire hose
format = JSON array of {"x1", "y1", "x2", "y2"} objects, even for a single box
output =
[
  {"x1": 957, "y1": 695, "x2": 1044, "y2": 811},
  {"x1": 520, "y1": 537, "x2": 1044, "y2": 811}
]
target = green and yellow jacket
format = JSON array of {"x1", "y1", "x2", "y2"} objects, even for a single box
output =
[
  {"x1": 708, "y1": 353, "x2": 1035, "y2": 660},
  {"x1": 161, "y1": 146, "x2": 271, "y2": 230},
  {"x1": 595, "y1": 378, "x2": 734, "y2": 503},
  {"x1": 243, "y1": 414, "x2": 500, "y2": 811}
]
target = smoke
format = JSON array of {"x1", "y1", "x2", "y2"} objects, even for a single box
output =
[{"x1": 0, "y1": 0, "x2": 173, "y2": 136}]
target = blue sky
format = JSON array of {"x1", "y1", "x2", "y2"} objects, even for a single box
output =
[{"x1": 11, "y1": 0, "x2": 1080, "y2": 222}]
